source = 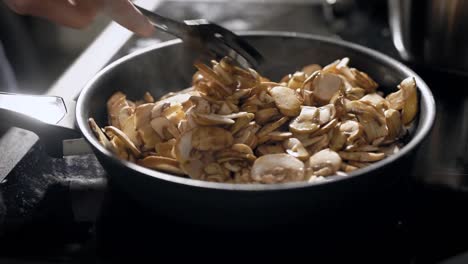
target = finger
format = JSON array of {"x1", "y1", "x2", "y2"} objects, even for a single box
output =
[{"x1": 104, "y1": 0, "x2": 154, "y2": 37}]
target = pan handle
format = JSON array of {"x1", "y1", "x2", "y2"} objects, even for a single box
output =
[{"x1": 0, "y1": 92, "x2": 82, "y2": 157}]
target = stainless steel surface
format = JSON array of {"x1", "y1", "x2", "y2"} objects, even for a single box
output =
[
  {"x1": 135, "y1": 5, "x2": 264, "y2": 69},
  {"x1": 0, "y1": 93, "x2": 67, "y2": 124},
  {"x1": 389, "y1": 0, "x2": 468, "y2": 72}
]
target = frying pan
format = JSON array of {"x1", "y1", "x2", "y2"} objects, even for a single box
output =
[{"x1": 0, "y1": 32, "x2": 435, "y2": 229}]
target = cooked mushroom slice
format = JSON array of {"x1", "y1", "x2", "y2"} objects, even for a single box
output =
[
  {"x1": 251, "y1": 154, "x2": 305, "y2": 183},
  {"x1": 322, "y1": 59, "x2": 340, "y2": 73},
  {"x1": 386, "y1": 77, "x2": 418, "y2": 124},
  {"x1": 307, "y1": 134, "x2": 329, "y2": 155},
  {"x1": 192, "y1": 112, "x2": 235, "y2": 125},
  {"x1": 311, "y1": 118, "x2": 338, "y2": 137},
  {"x1": 143, "y1": 92, "x2": 155, "y2": 103},
  {"x1": 350, "y1": 68, "x2": 378, "y2": 92},
  {"x1": 174, "y1": 130, "x2": 192, "y2": 162},
  {"x1": 301, "y1": 134, "x2": 328, "y2": 148},
  {"x1": 360, "y1": 93, "x2": 388, "y2": 111},
  {"x1": 312, "y1": 73, "x2": 343, "y2": 105},
  {"x1": 345, "y1": 87, "x2": 366, "y2": 100},
  {"x1": 283, "y1": 138, "x2": 309, "y2": 160},
  {"x1": 338, "y1": 151, "x2": 385, "y2": 162},
  {"x1": 348, "y1": 161, "x2": 372, "y2": 168},
  {"x1": 307, "y1": 148, "x2": 342, "y2": 176},
  {"x1": 155, "y1": 139, "x2": 176, "y2": 158},
  {"x1": 135, "y1": 103, "x2": 162, "y2": 151},
  {"x1": 104, "y1": 126, "x2": 141, "y2": 158},
  {"x1": 256, "y1": 144, "x2": 284, "y2": 156},
  {"x1": 191, "y1": 126, "x2": 233, "y2": 151},
  {"x1": 231, "y1": 143, "x2": 255, "y2": 155},
  {"x1": 268, "y1": 86, "x2": 302, "y2": 117},
  {"x1": 302, "y1": 64, "x2": 322, "y2": 76},
  {"x1": 341, "y1": 162, "x2": 358, "y2": 173},
  {"x1": 255, "y1": 108, "x2": 280, "y2": 125},
  {"x1": 345, "y1": 100, "x2": 385, "y2": 125},
  {"x1": 151, "y1": 116, "x2": 180, "y2": 140},
  {"x1": 340, "y1": 120, "x2": 364, "y2": 144},
  {"x1": 107, "y1": 92, "x2": 131, "y2": 129},
  {"x1": 352, "y1": 145, "x2": 380, "y2": 152},
  {"x1": 119, "y1": 112, "x2": 140, "y2": 147},
  {"x1": 257, "y1": 116, "x2": 289, "y2": 137},
  {"x1": 289, "y1": 106, "x2": 320, "y2": 134},
  {"x1": 318, "y1": 104, "x2": 336, "y2": 125},
  {"x1": 268, "y1": 131, "x2": 293, "y2": 141},
  {"x1": 137, "y1": 156, "x2": 184, "y2": 175},
  {"x1": 385, "y1": 109, "x2": 402, "y2": 140},
  {"x1": 329, "y1": 125, "x2": 347, "y2": 151},
  {"x1": 230, "y1": 113, "x2": 255, "y2": 135},
  {"x1": 195, "y1": 62, "x2": 232, "y2": 93},
  {"x1": 357, "y1": 114, "x2": 388, "y2": 143},
  {"x1": 287, "y1": 72, "x2": 306, "y2": 89},
  {"x1": 400, "y1": 77, "x2": 418, "y2": 125},
  {"x1": 379, "y1": 144, "x2": 400, "y2": 156},
  {"x1": 234, "y1": 122, "x2": 260, "y2": 149},
  {"x1": 88, "y1": 118, "x2": 114, "y2": 151}
]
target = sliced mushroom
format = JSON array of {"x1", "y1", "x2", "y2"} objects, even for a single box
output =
[
  {"x1": 150, "y1": 116, "x2": 180, "y2": 140},
  {"x1": 312, "y1": 73, "x2": 343, "y2": 104},
  {"x1": 302, "y1": 64, "x2": 322, "y2": 76},
  {"x1": 340, "y1": 120, "x2": 364, "y2": 144},
  {"x1": 137, "y1": 156, "x2": 184, "y2": 175},
  {"x1": 268, "y1": 131, "x2": 293, "y2": 141},
  {"x1": 360, "y1": 93, "x2": 388, "y2": 111},
  {"x1": 234, "y1": 122, "x2": 260, "y2": 149},
  {"x1": 385, "y1": 109, "x2": 402, "y2": 140},
  {"x1": 255, "y1": 107, "x2": 280, "y2": 125},
  {"x1": 257, "y1": 116, "x2": 289, "y2": 137},
  {"x1": 401, "y1": 77, "x2": 418, "y2": 125},
  {"x1": 191, "y1": 126, "x2": 233, "y2": 151},
  {"x1": 268, "y1": 86, "x2": 302, "y2": 116},
  {"x1": 104, "y1": 126, "x2": 141, "y2": 158},
  {"x1": 350, "y1": 68, "x2": 378, "y2": 92},
  {"x1": 307, "y1": 133, "x2": 330, "y2": 155},
  {"x1": 287, "y1": 72, "x2": 306, "y2": 89},
  {"x1": 318, "y1": 104, "x2": 336, "y2": 125},
  {"x1": 251, "y1": 154, "x2": 305, "y2": 183},
  {"x1": 135, "y1": 103, "x2": 162, "y2": 151},
  {"x1": 283, "y1": 138, "x2": 309, "y2": 160},
  {"x1": 341, "y1": 162, "x2": 358, "y2": 173},
  {"x1": 88, "y1": 118, "x2": 114, "y2": 151},
  {"x1": 155, "y1": 139, "x2": 176, "y2": 158},
  {"x1": 338, "y1": 151, "x2": 385, "y2": 162},
  {"x1": 107, "y1": 92, "x2": 131, "y2": 129},
  {"x1": 386, "y1": 77, "x2": 418, "y2": 125},
  {"x1": 307, "y1": 148, "x2": 342, "y2": 176},
  {"x1": 230, "y1": 114, "x2": 255, "y2": 135},
  {"x1": 289, "y1": 106, "x2": 320, "y2": 134},
  {"x1": 256, "y1": 144, "x2": 284, "y2": 156},
  {"x1": 345, "y1": 87, "x2": 366, "y2": 100}
]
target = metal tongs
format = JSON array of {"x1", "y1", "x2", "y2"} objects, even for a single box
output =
[{"x1": 135, "y1": 5, "x2": 264, "y2": 70}]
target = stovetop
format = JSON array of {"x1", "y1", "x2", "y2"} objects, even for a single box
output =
[{"x1": 2, "y1": 1, "x2": 468, "y2": 263}]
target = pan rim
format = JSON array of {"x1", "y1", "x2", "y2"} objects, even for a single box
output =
[{"x1": 76, "y1": 31, "x2": 436, "y2": 191}]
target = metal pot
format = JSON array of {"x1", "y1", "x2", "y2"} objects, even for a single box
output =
[
  {"x1": 0, "y1": 32, "x2": 436, "y2": 229},
  {"x1": 389, "y1": 0, "x2": 468, "y2": 72}
]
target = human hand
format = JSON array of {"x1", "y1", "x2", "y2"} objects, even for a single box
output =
[{"x1": 3, "y1": 0, "x2": 155, "y2": 37}]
